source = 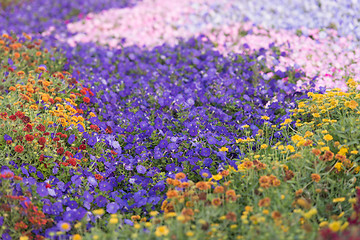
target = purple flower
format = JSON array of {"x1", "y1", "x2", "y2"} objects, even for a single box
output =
[
  {"x1": 36, "y1": 184, "x2": 48, "y2": 197},
  {"x1": 106, "y1": 202, "x2": 119, "y2": 214},
  {"x1": 68, "y1": 134, "x2": 76, "y2": 145},
  {"x1": 88, "y1": 137, "x2": 97, "y2": 147},
  {"x1": 87, "y1": 176, "x2": 98, "y2": 187},
  {"x1": 136, "y1": 165, "x2": 146, "y2": 174},
  {"x1": 99, "y1": 181, "x2": 113, "y2": 192},
  {"x1": 95, "y1": 195, "x2": 108, "y2": 207},
  {"x1": 3, "y1": 134, "x2": 12, "y2": 141},
  {"x1": 200, "y1": 148, "x2": 211, "y2": 157},
  {"x1": 124, "y1": 219, "x2": 133, "y2": 226},
  {"x1": 57, "y1": 221, "x2": 71, "y2": 232}
]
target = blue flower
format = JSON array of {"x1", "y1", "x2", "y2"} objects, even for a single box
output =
[
  {"x1": 136, "y1": 165, "x2": 147, "y2": 174},
  {"x1": 68, "y1": 134, "x2": 76, "y2": 145},
  {"x1": 106, "y1": 202, "x2": 119, "y2": 214},
  {"x1": 36, "y1": 184, "x2": 48, "y2": 197}
]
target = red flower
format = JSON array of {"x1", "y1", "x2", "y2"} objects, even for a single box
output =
[
  {"x1": 67, "y1": 158, "x2": 77, "y2": 167},
  {"x1": 83, "y1": 97, "x2": 90, "y2": 103},
  {"x1": 36, "y1": 124, "x2": 46, "y2": 132},
  {"x1": 53, "y1": 137, "x2": 60, "y2": 142},
  {"x1": 44, "y1": 132, "x2": 50, "y2": 136},
  {"x1": 26, "y1": 123, "x2": 33, "y2": 130},
  {"x1": 57, "y1": 147, "x2": 64, "y2": 155},
  {"x1": 79, "y1": 144, "x2": 86, "y2": 150},
  {"x1": 45, "y1": 183, "x2": 51, "y2": 188},
  {"x1": 14, "y1": 221, "x2": 28, "y2": 230},
  {"x1": 9, "y1": 115, "x2": 16, "y2": 121},
  {"x1": 49, "y1": 98, "x2": 54, "y2": 104},
  {"x1": 15, "y1": 111, "x2": 24, "y2": 119},
  {"x1": 39, "y1": 154, "x2": 44, "y2": 162},
  {"x1": 80, "y1": 89, "x2": 87, "y2": 95},
  {"x1": 14, "y1": 145, "x2": 24, "y2": 153},
  {"x1": 25, "y1": 134, "x2": 34, "y2": 142},
  {"x1": 61, "y1": 134, "x2": 67, "y2": 139},
  {"x1": 38, "y1": 137, "x2": 46, "y2": 145},
  {"x1": 64, "y1": 151, "x2": 73, "y2": 158}
]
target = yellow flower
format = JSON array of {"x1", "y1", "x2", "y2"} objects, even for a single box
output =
[
  {"x1": 92, "y1": 209, "x2": 105, "y2": 216},
  {"x1": 109, "y1": 218, "x2": 118, "y2": 225},
  {"x1": 334, "y1": 162, "x2": 343, "y2": 172},
  {"x1": 19, "y1": 236, "x2": 29, "y2": 240},
  {"x1": 338, "y1": 147, "x2": 348, "y2": 156},
  {"x1": 261, "y1": 116, "x2": 270, "y2": 120},
  {"x1": 145, "y1": 222, "x2": 152, "y2": 228},
  {"x1": 345, "y1": 100, "x2": 359, "y2": 109},
  {"x1": 155, "y1": 226, "x2": 169, "y2": 237},
  {"x1": 134, "y1": 223, "x2": 141, "y2": 229},
  {"x1": 319, "y1": 221, "x2": 328, "y2": 228},
  {"x1": 212, "y1": 174, "x2": 223, "y2": 181},
  {"x1": 177, "y1": 215, "x2": 185, "y2": 221},
  {"x1": 333, "y1": 197, "x2": 346, "y2": 203},
  {"x1": 74, "y1": 222, "x2": 82, "y2": 229},
  {"x1": 219, "y1": 147, "x2": 228, "y2": 152},
  {"x1": 186, "y1": 231, "x2": 195, "y2": 237},
  {"x1": 329, "y1": 221, "x2": 341, "y2": 232},
  {"x1": 323, "y1": 134, "x2": 333, "y2": 141},
  {"x1": 93, "y1": 235, "x2": 99, "y2": 240},
  {"x1": 149, "y1": 211, "x2": 158, "y2": 216},
  {"x1": 242, "y1": 125, "x2": 249, "y2": 128},
  {"x1": 341, "y1": 222, "x2": 349, "y2": 231},
  {"x1": 72, "y1": 234, "x2": 82, "y2": 240},
  {"x1": 351, "y1": 150, "x2": 358, "y2": 154},
  {"x1": 282, "y1": 119, "x2": 292, "y2": 125}
]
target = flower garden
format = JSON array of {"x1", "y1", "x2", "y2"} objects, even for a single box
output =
[{"x1": 1, "y1": 0, "x2": 360, "y2": 239}]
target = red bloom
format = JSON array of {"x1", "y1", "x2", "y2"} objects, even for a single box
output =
[
  {"x1": 79, "y1": 144, "x2": 86, "y2": 150},
  {"x1": 80, "y1": 89, "x2": 87, "y2": 95},
  {"x1": 44, "y1": 132, "x2": 50, "y2": 136},
  {"x1": 49, "y1": 98, "x2": 54, "y2": 104},
  {"x1": 39, "y1": 154, "x2": 44, "y2": 162},
  {"x1": 15, "y1": 111, "x2": 24, "y2": 119},
  {"x1": 14, "y1": 221, "x2": 28, "y2": 230},
  {"x1": 36, "y1": 124, "x2": 46, "y2": 132},
  {"x1": 67, "y1": 158, "x2": 77, "y2": 167},
  {"x1": 25, "y1": 134, "x2": 34, "y2": 142},
  {"x1": 45, "y1": 183, "x2": 51, "y2": 188},
  {"x1": 53, "y1": 137, "x2": 60, "y2": 142},
  {"x1": 57, "y1": 147, "x2": 64, "y2": 155},
  {"x1": 9, "y1": 115, "x2": 16, "y2": 121},
  {"x1": 14, "y1": 145, "x2": 24, "y2": 153},
  {"x1": 64, "y1": 151, "x2": 73, "y2": 158},
  {"x1": 83, "y1": 97, "x2": 90, "y2": 103},
  {"x1": 61, "y1": 134, "x2": 67, "y2": 139},
  {"x1": 38, "y1": 137, "x2": 46, "y2": 145},
  {"x1": 26, "y1": 123, "x2": 33, "y2": 130}
]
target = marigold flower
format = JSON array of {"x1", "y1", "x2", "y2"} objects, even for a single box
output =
[
  {"x1": 323, "y1": 134, "x2": 333, "y2": 141},
  {"x1": 83, "y1": 97, "x2": 90, "y2": 103},
  {"x1": 311, "y1": 173, "x2": 321, "y2": 182},
  {"x1": 92, "y1": 209, "x2": 105, "y2": 216},
  {"x1": 175, "y1": 172, "x2": 186, "y2": 180},
  {"x1": 226, "y1": 189, "x2": 236, "y2": 197},
  {"x1": 166, "y1": 190, "x2": 178, "y2": 199},
  {"x1": 312, "y1": 148, "x2": 321, "y2": 156},
  {"x1": 14, "y1": 145, "x2": 24, "y2": 153},
  {"x1": 155, "y1": 226, "x2": 169, "y2": 237},
  {"x1": 226, "y1": 211, "x2": 237, "y2": 222},
  {"x1": 196, "y1": 181, "x2": 210, "y2": 191},
  {"x1": 214, "y1": 186, "x2": 224, "y2": 194},
  {"x1": 328, "y1": 221, "x2": 341, "y2": 232},
  {"x1": 258, "y1": 197, "x2": 271, "y2": 207},
  {"x1": 333, "y1": 197, "x2": 345, "y2": 203},
  {"x1": 212, "y1": 198, "x2": 222, "y2": 206}
]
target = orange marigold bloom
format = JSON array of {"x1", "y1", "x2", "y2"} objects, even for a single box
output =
[
  {"x1": 311, "y1": 173, "x2": 321, "y2": 182},
  {"x1": 17, "y1": 71, "x2": 25, "y2": 76},
  {"x1": 175, "y1": 172, "x2": 186, "y2": 180},
  {"x1": 166, "y1": 178, "x2": 174, "y2": 185},
  {"x1": 312, "y1": 148, "x2": 321, "y2": 156},
  {"x1": 195, "y1": 181, "x2": 210, "y2": 191},
  {"x1": 220, "y1": 170, "x2": 229, "y2": 176},
  {"x1": 225, "y1": 211, "x2": 237, "y2": 222},
  {"x1": 181, "y1": 208, "x2": 194, "y2": 216},
  {"x1": 320, "y1": 150, "x2": 334, "y2": 161},
  {"x1": 259, "y1": 176, "x2": 270, "y2": 188},
  {"x1": 212, "y1": 198, "x2": 222, "y2": 207},
  {"x1": 213, "y1": 186, "x2": 225, "y2": 194},
  {"x1": 14, "y1": 52, "x2": 20, "y2": 59},
  {"x1": 271, "y1": 211, "x2": 281, "y2": 219},
  {"x1": 243, "y1": 161, "x2": 253, "y2": 169},
  {"x1": 258, "y1": 197, "x2": 271, "y2": 207},
  {"x1": 295, "y1": 189, "x2": 303, "y2": 196},
  {"x1": 36, "y1": 51, "x2": 42, "y2": 56},
  {"x1": 226, "y1": 189, "x2": 236, "y2": 197},
  {"x1": 180, "y1": 182, "x2": 190, "y2": 188},
  {"x1": 9, "y1": 86, "x2": 16, "y2": 91}
]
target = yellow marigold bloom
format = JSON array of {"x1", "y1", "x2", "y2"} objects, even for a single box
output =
[
  {"x1": 109, "y1": 218, "x2": 118, "y2": 224},
  {"x1": 242, "y1": 124, "x2": 249, "y2": 128},
  {"x1": 165, "y1": 212, "x2": 177, "y2": 218},
  {"x1": 134, "y1": 223, "x2": 141, "y2": 229},
  {"x1": 89, "y1": 112, "x2": 97, "y2": 117},
  {"x1": 92, "y1": 209, "x2": 105, "y2": 216},
  {"x1": 341, "y1": 222, "x2": 349, "y2": 231},
  {"x1": 333, "y1": 197, "x2": 345, "y2": 203},
  {"x1": 345, "y1": 100, "x2": 359, "y2": 110},
  {"x1": 283, "y1": 118, "x2": 292, "y2": 125},
  {"x1": 319, "y1": 221, "x2": 328, "y2": 228},
  {"x1": 286, "y1": 145, "x2": 295, "y2": 153},
  {"x1": 351, "y1": 150, "x2": 358, "y2": 154},
  {"x1": 334, "y1": 162, "x2": 343, "y2": 172},
  {"x1": 19, "y1": 236, "x2": 29, "y2": 240},
  {"x1": 303, "y1": 208, "x2": 317, "y2": 219},
  {"x1": 261, "y1": 116, "x2": 270, "y2": 120},
  {"x1": 219, "y1": 147, "x2": 228, "y2": 152},
  {"x1": 155, "y1": 226, "x2": 169, "y2": 237},
  {"x1": 212, "y1": 174, "x2": 223, "y2": 181},
  {"x1": 260, "y1": 144, "x2": 268, "y2": 149},
  {"x1": 347, "y1": 78, "x2": 358, "y2": 88},
  {"x1": 145, "y1": 222, "x2": 152, "y2": 228},
  {"x1": 93, "y1": 235, "x2": 99, "y2": 240},
  {"x1": 72, "y1": 234, "x2": 82, "y2": 240},
  {"x1": 338, "y1": 147, "x2": 348, "y2": 156},
  {"x1": 186, "y1": 231, "x2": 195, "y2": 237},
  {"x1": 329, "y1": 221, "x2": 342, "y2": 232},
  {"x1": 149, "y1": 211, "x2": 158, "y2": 217},
  {"x1": 321, "y1": 146, "x2": 330, "y2": 152}
]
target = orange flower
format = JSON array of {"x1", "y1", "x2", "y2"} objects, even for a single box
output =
[
  {"x1": 9, "y1": 86, "x2": 16, "y2": 91},
  {"x1": 258, "y1": 197, "x2": 271, "y2": 207},
  {"x1": 271, "y1": 211, "x2": 281, "y2": 219},
  {"x1": 181, "y1": 208, "x2": 194, "y2": 216},
  {"x1": 226, "y1": 190, "x2": 236, "y2": 197},
  {"x1": 225, "y1": 212, "x2": 237, "y2": 222},
  {"x1": 36, "y1": 51, "x2": 42, "y2": 56},
  {"x1": 195, "y1": 181, "x2": 210, "y2": 191},
  {"x1": 311, "y1": 174, "x2": 321, "y2": 182},
  {"x1": 212, "y1": 198, "x2": 222, "y2": 207},
  {"x1": 259, "y1": 176, "x2": 270, "y2": 188},
  {"x1": 312, "y1": 148, "x2": 321, "y2": 156},
  {"x1": 175, "y1": 172, "x2": 186, "y2": 180},
  {"x1": 213, "y1": 186, "x2": 224, "y2": 194}
]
